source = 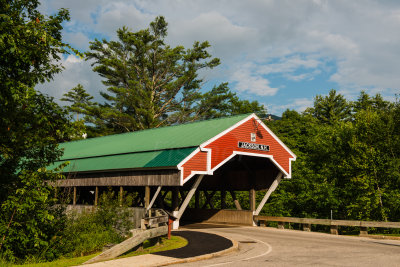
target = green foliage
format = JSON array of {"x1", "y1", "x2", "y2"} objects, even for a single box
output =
[
  {"x1": 0, "y1": 0, "x2": 74, "y2": 262},
  {"x1": 61, "y1": 84, "x2": 94, "y2": 121},
  {"x1": 59, "y1": 213, "x2": 122, "y2": 258},
  {"x1": 171, "y1": 83, "x2": 266, "y2": 123},
  {"x1": 0, "y1": 167, "x2": 67, "y2": 263},
  {"x1": 263, "y1": 90, "x2": 400, "y2": 222},
  {"x1": 306, "y1": 89, "x2": 351, "y2": 124},
  {"x1": 78, "y1": 16, "x2": 264, "y2": 135},
  {"x1": 56, "y1": 190, "x2": 134, "y2": 258},
  {"x1": 61, "y1": 84, "x2": 94, "y2": 139}
]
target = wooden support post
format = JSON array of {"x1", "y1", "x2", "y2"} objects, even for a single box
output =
[
  {"x1": 202, "y1": 191, "x2": 216, "y2": 209},
  {"x1": 360, "y1": 226, "x2": 368, "y2": 236},
  {"x1": 303, "y1": 223, "x2": 311, "y2": 232},
  {"x1": 254, "y1": 172, "x2": 283, "y2": 215},
  {"x1": 249, "y1": 188, "x2": 256, "y2": 212},
  {"x1": 147, "y1": 186, "x2": 161, "y2": 211},
  {"x1": 73, "y1": 186, "x2": 77, "y2": 206},
  {"x1": 195, "y1": 190, "x2": 200, "y2": 209},
  {"x1": 94, "y1": 186, "x2": 98, "y2": 206},
  {"x1": 221, "y1": 190, "x2": 226, "y2": 209},
  {"x1": 172, "y1": 187, "x2": 179, "y2": 211},
  {"x1": 144, "y1": 186, "x2": 150, "y2": 209},
  {"x1": 176, "y1": 175, "x2": 204, "y2": 219},
  {"x1": 119, "y1": 186, "x2": 124, "y2": 206},
  {"x1": 330, "y1": 225, "x2": 338, "y2": 235},
  {"x1": 229, "y1": 191, "x2": 242, "y2": 210},
  {"x1": 278, "y1": 221, "x2": 285, "y2": 229}
]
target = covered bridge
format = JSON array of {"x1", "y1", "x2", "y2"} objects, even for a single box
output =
[{"x1": 53, "y1": 113, "x2": 296, "y2": 228}]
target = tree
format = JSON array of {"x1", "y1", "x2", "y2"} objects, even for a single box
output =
[
  {"x1": 0, "y1": 0, "x2": 73, "y2": 261},
  {"x1": 84, "y1": 16, "x2": 263, "y2": 134},
  {"x1": 170, "y1": 83, "x2": 266, "y2": 123},
  {"x1": 61, "y1": 84, "x2": 94, "y2": 140},
  {"x1": 263, "y1": 91, "x2": 400, "y2": 223},
  {"x1": 307, "y1": 89, "x2": 351, "y2": 124},
  {"x1": 61, "y1": 84, "x2": 94, "y2": 121}
]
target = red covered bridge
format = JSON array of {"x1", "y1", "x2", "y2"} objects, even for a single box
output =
[{"x1": 52, "y1": 113, "x2": 296, "y2": 228}]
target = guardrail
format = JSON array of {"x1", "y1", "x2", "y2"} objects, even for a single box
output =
[
  {"x1": 254, "y1": 215, "x2": 400, "y2": 235},
  {"x1": 141, "y1": 209, "x2": 169, "y2": 229}
]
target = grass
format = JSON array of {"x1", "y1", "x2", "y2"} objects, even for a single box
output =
[
  {"x1": 12, "y1": 253, "x2": 101, "y2": 267},
  {"x1": 369, "y1": 233, "x2": 400, "y2": 237},
  {"x1": 118, "y1": 235, "x2": 187, "y2": 258},
  {"x1": 12, "y1": 235, "x2": 188, "y2": 267}
]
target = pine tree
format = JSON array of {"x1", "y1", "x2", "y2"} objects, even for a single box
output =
[
  {"x1": 85, "y1": 16, "x2": 220, "y2": 133},
  {"x1": 307, "y1": 89, "x2": 351, "y2": 123},
  {"x1": 61, "y1": 84, "x2": 94, "y2": 121}
]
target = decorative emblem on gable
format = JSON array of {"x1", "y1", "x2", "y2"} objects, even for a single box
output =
[{"x1": 251, "y1": 132, "x2": 256, "y2": 142}]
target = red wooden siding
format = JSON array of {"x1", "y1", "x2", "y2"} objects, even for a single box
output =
[
  {"x1": 181, "y1": 150, "x2": 208, "y2": 180},
  {"x1": 181, "y1": 117, "x2": 294, "y2": 181},
  {"x1": 205, "y1": 118, "x2": 292, "y2": 174}
]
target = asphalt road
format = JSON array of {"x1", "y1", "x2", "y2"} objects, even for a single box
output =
[
  {"x1": 155, "y1": 231, "x2": 232, "y2": 258},
  {"x1": 176, "y1": 224, "x2": 400, "y2": 267}
]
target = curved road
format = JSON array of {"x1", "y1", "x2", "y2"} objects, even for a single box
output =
[{"x1": 176, "y1": 224, "x2": 400, "y2": 266}]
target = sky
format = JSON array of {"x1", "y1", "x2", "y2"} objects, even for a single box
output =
[{"x1": 37, "y1": 0, "x2": 400, "y2": 115}]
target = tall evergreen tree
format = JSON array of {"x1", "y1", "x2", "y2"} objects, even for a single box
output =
[
  {"x1": 170, "y1": 83, "x2": 266, "y2": 123},
  {"x1": 307, "y1": 89, "x2": 351, "y2": 124},
  {"x1": 61, "y1": 84, "x2": 94, "y2": 121},
  {"x1": 85, "y1": 16, "x2": 220, "y2": 133},
  {"x1": 83, "y1": 16, "x2": 265, "y2": 134}
]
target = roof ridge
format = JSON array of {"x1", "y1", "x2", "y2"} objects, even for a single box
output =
[{"x1": 61, "y1": 113, "x2": 252, "y2": 145}]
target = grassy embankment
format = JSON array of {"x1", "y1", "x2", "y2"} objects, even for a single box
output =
[{"x1": 11, "y1": 235, "x2": 187, "y2": 267}]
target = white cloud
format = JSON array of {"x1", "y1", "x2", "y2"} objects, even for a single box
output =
[
  {"x1": 94, "y1": 2, "x2": 154, "y2": 37},
  {"x1": 267, "y1": 98, "x2": 314, "y2": 114},
  {"x1": 168, "y1": 11, "x2": 259, "y2": 61},
  {"x1": 36, "y1": 55, "x2": 105, "y2": 105},
  {"x1": 38, "y1": 0, "x2": 400, "y2": 107},
  {"x1": 231, "y1": 65, "x2": 278, "y2": 96},
  {"x1": 63, "y1": 32, "x2": 90, "y2": 50}
]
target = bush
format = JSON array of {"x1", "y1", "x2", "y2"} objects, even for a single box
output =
[
  {"x1": 0, "y1": 169, "x2": 68, "y2": 263},
  {"x1": 56, "y1": 189, "x2": 134, "y2": 258}
]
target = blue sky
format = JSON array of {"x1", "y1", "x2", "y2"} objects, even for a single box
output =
[{"x1": 37, "y1": 0, "x2": 400, "y2": 115}]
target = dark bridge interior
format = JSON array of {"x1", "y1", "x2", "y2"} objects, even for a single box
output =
[{"x1": 183, "y1": 155, "x2": 280, "y2": 191}]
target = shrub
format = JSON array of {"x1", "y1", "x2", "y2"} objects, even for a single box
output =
[{"x1": 56, "y1": 189, "x2": 134, "y2": 258}]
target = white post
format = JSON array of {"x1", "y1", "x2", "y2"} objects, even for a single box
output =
[
  {"x1": 254, "y1": 172, "x2": 283, "y2": 216},
  {"x1": 146, "y1": 186, "x2": 162, "y2": 211},
  {"x1": 173, "y1": 175, "x2": 204, "y2": 229}
]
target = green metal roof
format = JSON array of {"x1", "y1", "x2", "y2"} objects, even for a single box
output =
[
  {"x1": 51, "y1": 147, "x2": 197, "y2": 173},
  {"x1": 52, "y1": 114, "x2": 250, "y2": 173}
]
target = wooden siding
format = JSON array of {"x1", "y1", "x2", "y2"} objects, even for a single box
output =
[
  {"x1": 55, "y1": 169, "x2": 180, "y2": 187},
  {"x1": 181, "y1": 151, "x2": 208, "y2": 180},
  {"x1": 206, "y1": 117, "x2": 292, "y2": 173},
  {"x1": 181, "y1": 117, "x2": 294, "y2": 181}
]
